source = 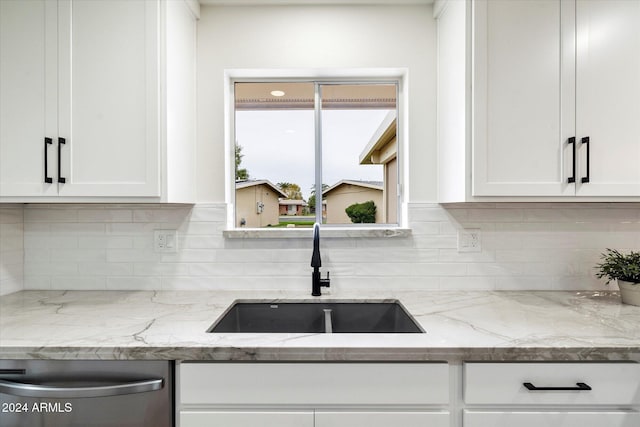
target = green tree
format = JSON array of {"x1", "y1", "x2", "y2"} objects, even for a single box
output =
[
  {"x1": 235, "y1": 144, "x2": 249, "y2": 180},
  {"x1": 308, "y1": 184, "x2": 329, "y2": 212},
  {"x1": 277, "y1": 182, "x2": 303, "y2": 200},
  {"x1": 345, "y1": 200, "x2": 376, "y2": 223}
]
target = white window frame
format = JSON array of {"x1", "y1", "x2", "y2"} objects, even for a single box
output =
[{"x1": 223, "y1": 68, "x2": 410, "y2": 238}]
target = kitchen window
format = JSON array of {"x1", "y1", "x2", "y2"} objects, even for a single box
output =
[{"x1": 229, "y1": 76, "x2": 403, "y2": 232}]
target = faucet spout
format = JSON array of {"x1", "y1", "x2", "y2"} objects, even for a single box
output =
[
  {"x1": 311, "y1": 222, "x2": 321, "y2": 268},
  {"x1": 311, "y1": 222, "x2": 330, "y2": 296}
]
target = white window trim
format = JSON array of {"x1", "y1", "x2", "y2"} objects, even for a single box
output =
[{"x1": 223, "y1": 68, "x2": 410, "y2": 238}]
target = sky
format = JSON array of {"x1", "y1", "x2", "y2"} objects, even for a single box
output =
[{"x1": 235, "y1": 109, "x2": 390, "y2": 200}]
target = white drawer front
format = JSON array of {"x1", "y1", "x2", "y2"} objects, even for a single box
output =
[
  {"x1": 180, "y1": 411, "x2": 314, "y2": 427},
  {"x1": 464, "y1": 363, "x2": 640, "y2": 405},
  {"x1": 464, "y1": 411, "x2": 640, "y2": 427},
  {"x1": 315, "y1": 411, "x2": 450, "y2": 427},
  {"x1": 180, "y1": 362, "x2": 449, "y2": 406}
]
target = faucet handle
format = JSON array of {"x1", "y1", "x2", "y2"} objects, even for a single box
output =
[{"x1": 321, "y1": 271, "x2": 331, "y2": 287}]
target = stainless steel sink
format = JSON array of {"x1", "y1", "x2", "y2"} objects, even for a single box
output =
[{"x1": 207, "y1": 300, "x2": 424, "y2": 333}]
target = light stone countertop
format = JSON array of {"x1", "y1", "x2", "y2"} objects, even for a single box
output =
[{"x1": 0, "y1": 290, "x2": 639, "y2": 362}]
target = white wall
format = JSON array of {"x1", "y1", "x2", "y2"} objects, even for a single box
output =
[
  {"x1": 0, "y1": 204, "x2": 23, "y2": 295},
  {"x1": 19, "y1": 203, "x2": 640, "y2": 292},
  {"x1": 196, "y1": 4, "x2": 437, "y2": 202}
]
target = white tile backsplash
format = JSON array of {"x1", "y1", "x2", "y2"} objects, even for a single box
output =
[
  {"x1": 0, "y1": 202, "x2": 638, "y2": 294},
  {"x1": 0, "y1": 205, "x2": 23, "y2": 295}
]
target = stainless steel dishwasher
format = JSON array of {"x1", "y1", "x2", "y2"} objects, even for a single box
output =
[{"x1": 0, "y1": 360, "x2": 173, "y2": 427}]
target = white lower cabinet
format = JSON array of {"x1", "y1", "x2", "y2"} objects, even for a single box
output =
[
  {"x1": 180, "y1": 411, "x2": 314, "y2": 427},
  {"x1": 178, "y1": 362, "x2": 450, "y2": 427},
  {"x1": 180, "y1": 410, "x2": 450, "y2": 427},
  {"x1": 464, "y1": 411, "x2": 640, "y2": 427},
  {"x1": 463, "y1": 362, "x2": 640, "y2": 427},
  {"x1": 315, "y1": 411, "x2": 450, "y2": 427},
  {"x1": 178, "y1": 361, "x2": 640, "y2": 427},
  {"x1": 464, "y1": 362, "x2": 640, "y2": 406}
]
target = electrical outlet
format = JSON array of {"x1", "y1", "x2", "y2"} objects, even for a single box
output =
[
  {"x1": 457, "y1": 229, "x2": 481, "y2": 253},
  {"x1": 154, "y1": 229, "x2": 177, "y2": 253}
]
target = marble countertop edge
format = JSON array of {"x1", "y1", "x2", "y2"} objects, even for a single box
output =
[{"x1": 1, "y1": 346, "x2": 639, "y2": 362}]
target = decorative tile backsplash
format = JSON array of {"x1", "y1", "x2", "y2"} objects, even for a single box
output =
[
  {"x1": 0, "y1": 205, "x2": 23, "y2": 296},
  {"x1": 1, "y1": 202, "x2": 634, "y2": 294}
]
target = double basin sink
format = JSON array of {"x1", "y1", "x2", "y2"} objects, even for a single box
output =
[{"x1": 207, "y1": 300, "x2": 424, "y2": 334}]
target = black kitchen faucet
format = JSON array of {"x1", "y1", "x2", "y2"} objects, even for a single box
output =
[{"x1": 311, "y1": 222, "x2": 330, "y2": 296}]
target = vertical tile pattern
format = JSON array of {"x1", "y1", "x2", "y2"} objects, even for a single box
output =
[
  {"x1": 13, "y1": 203, "x2": 640, "y2": 292},
  {"x1": 0, "y1": 204, "x2": 24, "y2": 295}
]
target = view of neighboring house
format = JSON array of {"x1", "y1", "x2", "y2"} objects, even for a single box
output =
[
  {"x1": 359, "y1": 111, "x2": 397, "y2": 224},
  {"x1": 279, "y1": 199, "x2": 307, "y2": 216},
  {"x1": 322, "y1": 180, "x2": 383, "y2": 224},
  {"x1": 235, "y1": 180, "x2": 287, "y2": 227},
  {"x1": 235, "y1": 111, "x2": 396, "y2": 228},
  {"x1": 318, "y1": 111, "x2": 396, "y2": 225}
]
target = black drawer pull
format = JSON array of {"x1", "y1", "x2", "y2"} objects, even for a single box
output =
[
  {"x1": 523, "y1": 382, "x2": 591, "y2": 391},
  {"x1": 44, "y1": 137, "x2": 53, "y2": 183},
  {"x1": 0, "y1": 369, "x2": 26, "y2": 375},
  {"x1": 58, "y1": 137, "x2": 66, "y2": 183}
]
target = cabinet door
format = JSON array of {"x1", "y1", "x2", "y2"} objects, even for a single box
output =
[
  {"x1": 465, "y1": 411, "x2": 640, "y2": 427},
  {"x1": 57, "y1": 0, "x2": 160, "y2": 197},
  {"x1": 180, "y1": 411, "x2": 314, "y2": 427},
  {"x1": 315, "y1": 411, "x2": 449, "y2": 427},
  {"x1": 473, "y1": 0, "x2": 574, "y2": 197},
  {"x1": 180, "y1": 363, "x2": 449, "y2": 406},
  {"x1": 0, "y1": 0, "x2": 58, "y2": 197},
  {"x1": 574, "y1": 0, "x2": 640, "y2": 197}
]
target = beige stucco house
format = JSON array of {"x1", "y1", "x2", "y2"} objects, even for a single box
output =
[
  {"x1": 236, "y1": 180, "x2": 287, "y2": 227},
  {"x1": 322, "y1": 180, "x2": 383, "y2": 224},
  {"x1": 359, "y1": 111, "x2": 398, "y2": 224}
]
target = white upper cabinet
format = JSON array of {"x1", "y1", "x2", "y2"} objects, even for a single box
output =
[
  {"x1": 574, "y1": 0, "x2": 640, "y2": 197},
  {"x1": 473, "y1": 0, "x2": 572, "y2": 197},
  {"x1": 0, "y1": 0, "x2": 197, "y2": 202},
  {"x1": 0, "y1": 0, "x2": 58, "y2": 197},
  {"x1": 437, "y1": 0, "x2": 640, "y2": 201},
  {"x1": 57, "y1": 0, "x2": 160, "y2": 197}
]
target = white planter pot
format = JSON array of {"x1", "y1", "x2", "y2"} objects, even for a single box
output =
[{"x1": 618, "y1": 279, "x2": 640, "y2": 306}]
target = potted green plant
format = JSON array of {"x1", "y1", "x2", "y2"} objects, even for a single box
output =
[{"x1": 595, "y1": 248, "x2": 640, "y2": 306}]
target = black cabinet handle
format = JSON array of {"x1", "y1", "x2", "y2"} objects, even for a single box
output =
[
  {"x1": 581, "y1": 136, "x2": 590, "y2": 183},
  {"x1": 523, "y1": 382, "x2": 592, "y2": 391},
  {"x1": 567, "y1": 136, "x2": 576, "y2": 184},
  {"x1": 0, "y1": 369, "x2": 26, "y2": 375},
  {"x1": 44, "y1": 137, "x2": 53, "y2": 183},
  {"x1": 58, "y1": 137, "x2": 66, "y2": 183}
]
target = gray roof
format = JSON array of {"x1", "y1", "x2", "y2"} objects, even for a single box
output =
[
  {"x1": 235, "y1": 179, "x2": 288, "y2": 197},
  {"x1": 323, "y1": 179, "x2": 383, "y2": 195}
]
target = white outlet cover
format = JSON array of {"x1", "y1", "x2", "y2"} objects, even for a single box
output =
[
  {"x1": 154, "y1": 229, "x2": 178, "y2": 253},
  {"x1": 457, "y1": 229, "x2": 481, "y2": 253}
]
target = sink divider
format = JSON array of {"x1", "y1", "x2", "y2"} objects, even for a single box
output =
[{"x1": 323, "y1": 309, "x2": 333, "y2": 333}]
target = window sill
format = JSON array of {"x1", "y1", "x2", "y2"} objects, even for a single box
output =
[{"x1": 223, "y1": 227, "x2": 412, "y2": 239}]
